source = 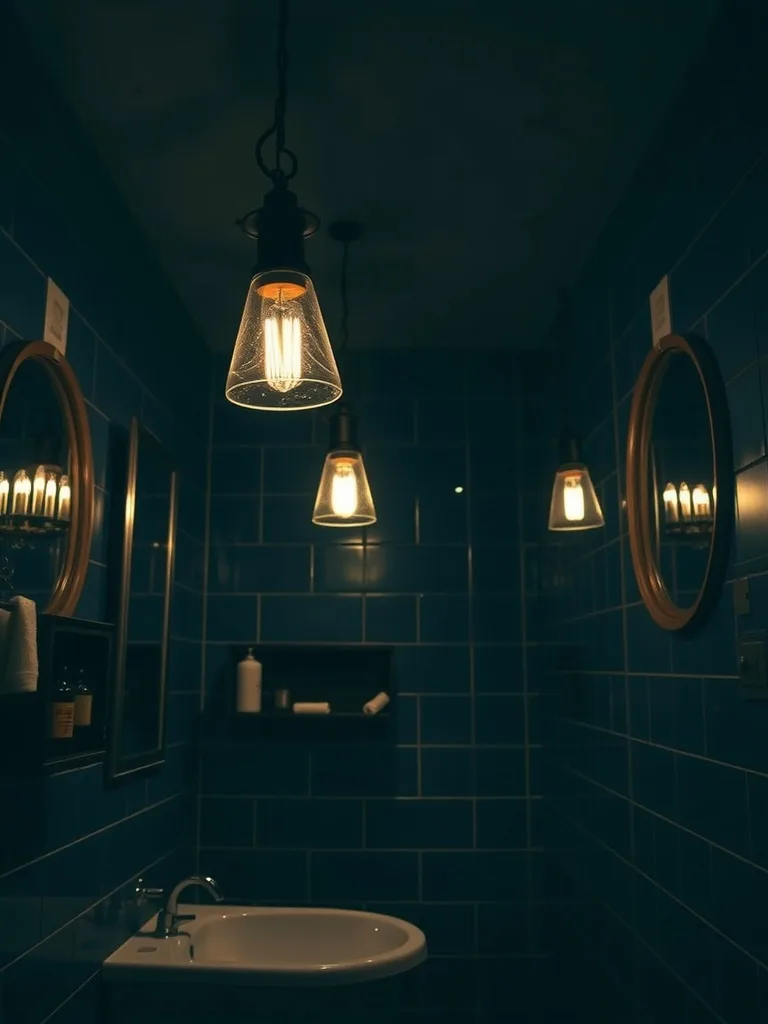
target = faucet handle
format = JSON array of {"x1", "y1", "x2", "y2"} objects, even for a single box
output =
[{"x1": 135, "y1": 879, "x2": 164, "y2": 906}]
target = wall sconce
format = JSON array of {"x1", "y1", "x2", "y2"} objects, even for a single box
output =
[
  {"x1": 548, "y1": 440, "x2": 604, "y2": 532},
  {"x1": 0, "y1": 463, "x2": 71, "y2": 543},
  {"x1": 662, "y1": 481, "x2": 713, "y2": 535}
]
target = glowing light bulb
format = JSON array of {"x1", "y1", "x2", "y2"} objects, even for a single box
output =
[
  {"x1": 32, "y1": 466, "x2": 46, "y2": 516},
  {"x1": 12, "y1": 470, "x2": 30, "y2": 515},
  {"x1": 692, "y1": 484, "x2": 711, "y2": 519},
  {"x1": 563, "y1": 474, "x2": 585, "y2": 522},
  {"x1": 679, "y1": 482, "x2": 692, "y2": 520},
  {"x1": 330, "y1": 459, "x2": 358, "y2": 518},
  {"x1": 0, "y1": 473, "x2": 9, "y2": 515},
  {"x1": 264, "y1": 308, "x2": 302, "y2": 393},
  {"x1": 58, "y1": 475, "x2": 71, "y2": 521},
  {"x1": 44, "y1": 474, "x2": 57, "y2": 518},
  {"x1": 663, "y1": 482, "x2": 679, "y2": 523}
]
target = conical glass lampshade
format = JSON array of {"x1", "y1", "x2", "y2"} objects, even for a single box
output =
[
  {"x1": 226, "y1": 269, "x2": 342, "y2": 411},
  {"x1": 548, "y1": 463, "x2": 604, "y2": 531},
  {"x1": 312, "y1": 450, "x2": 376, "y2": 527}
]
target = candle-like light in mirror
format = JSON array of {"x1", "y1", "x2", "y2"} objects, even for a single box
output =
[
  {"x1": 58, "y1": 475, "x2": 71, "y2": 521},
  {"x1": 44, "y1": 474, "x2": 57, "y2": 518},
  {"x1": 692, "y1": 483, "x2": 711, "y2": 519},
  {"x1": 678, "y1": 482, "x2": 692, "y2": 520},
  {"x1": 663, "y1": 482, "x2": 679, "y2": 523},
  {"x1": 0, "y1": 473, "x2": 8, "y2": 516},
  {"x1": 32, "y1": 465, "x2": 46, "y2": 516},
  {"x1": 12, "y1": 469, "x2": 30, "y2": 515}
]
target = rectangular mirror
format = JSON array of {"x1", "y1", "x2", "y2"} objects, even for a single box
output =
[{"x1": 106, "y1": 418, "x2": 177, "y2": 780}]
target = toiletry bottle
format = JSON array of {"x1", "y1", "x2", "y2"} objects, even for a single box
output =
[
  {"x1": 236, "y1": 648, "x2": 262, "y2": 713},
  {"x1": 74, "y1": 667, "x2": 93, "y2": 728},
  {"x1": 50, "y1": 667, "x2": 75, "y2": 742}
]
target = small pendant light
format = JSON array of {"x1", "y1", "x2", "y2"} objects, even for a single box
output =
[
  {"x1": 312, "y1": 222, "x2": 376, "y2": 527},
  {"x1": 548, "y1": 439, "x2": 604, "y2": 532},
  {"x1": 225, "y1": 0, "x2": 341, "y2": 411}
]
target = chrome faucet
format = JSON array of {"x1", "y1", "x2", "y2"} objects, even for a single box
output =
[{"x1": 154, "y1": 875, "x2": 223, "y2": 938}]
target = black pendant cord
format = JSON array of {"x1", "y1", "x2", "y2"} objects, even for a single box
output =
[
  {"x1": 255, "y1": 0, "x2": 298, "y2": 186},
  {"x1": 338, "y1": 239, "x2": 351, "y2": 378}
]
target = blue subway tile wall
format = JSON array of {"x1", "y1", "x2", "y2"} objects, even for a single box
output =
[
  {"x1": 540, "y1": 5, "x2": 768, "y2": 1022},
  {"x1": 201, "y1": 347, "x2": 547, "y2": 1022},
  {"x1": 0, "y1": 11, "x2": 209, "y2": 1023}
]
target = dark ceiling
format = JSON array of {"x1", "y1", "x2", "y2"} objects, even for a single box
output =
[{"x1": 15, "y1": 0, "x2": 719, "y2": 351}]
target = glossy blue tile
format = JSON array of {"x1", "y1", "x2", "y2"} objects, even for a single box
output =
[
  {"x1": 66, "y1": 311, "x2": 96, "y2": 400},
  {"x1": 418, "y1": 399, "x2": 467, "y2": 444},
  {"x1": 209, "y1": 495, "x2": 260, "y2": 544},
  {"x1": 364, "y1": 544, "x2": 468, "y2": 592},
  {"x1": 420, "y1": 594, "x2": 470, "y2": 642},
  {"x1": 202, "y1": 848, "x2": 308, "y2": 903},
  {"x1": 199, "y1": 798, "x2": 254, "y2": 847},
  {"x1": 475, "y1": 747, "x2": 527, "y2": 796},
  {"x1": 473, "y1": 594, "x2": 522, "y2": 643},
  {"x1": 473, "y1": 644, "x2": 525, "y2": 693},
  {"x1": 202, "y1": 743, "x2": 309, "y2": 796},
  {"x1": 419, "y1": 484, "x2": 468, "y2": 543},
  {"x1": 393, "y1": 645, "x2": 470, "y2": 693},
  {"x1": 475, "y1": 695, "x2": 525, "y2": 745},
  {"x1": 263, "y1": 494, "x2": 364, "y2": 544},
  {"x1": 93, "y1": 344, "x2": 143, "y2": 429},
  {"x1": 365, "y1": 595, "x2": 417, "y2": 642},
  {"x1": 356, "y1": 398, "x2": 415, "y2": 444},
  {"x1": 473, "y1": 546, "x2": 521, "y2": 593},
  {"x1": 365, "y1": 799, "x2": 472, "y2": 849},
  {"x1": 206, "y1": 594, "x2": 257, "y2": 641},
  {"x1": 258, "y1": 799, "x2": 362, "y2": 849},
  {"x1": 420, "y1": 695, "x2": 472, "y2": 745},
  {"x1": 260, "y1": 595, "x2": 362, "y2": 641},
  {"x1": 728, "y1": 369, "x2": 766, "y2": 471},
  {"x1": 476, "y1": 799, "x2": 527, "y2": 849},
  {"x1": 213, "y1": 400, "x2": 314, "y2": 445},
  {"x1": 677, "y1": 754, "x2": 749, "y2": 856},
  {"x1": 421, "y1": 747, "x2": 474, "y2": 796},
  {"x1": 210, "y1": 446, "x2": 262, "y2": 496},
  {"x1": 708, "y1": 270, "x2": 759, "y2": 384},
  {"x1": 314, "y1": 544, "x2": 364, "y2": 592},
  {"x1": 209, "y1": 544, "x2": 311, "y2": 594},
  {"x1": 0, "y1": 230, "x2": 46, "y2": 339},
  {"x1": 422, "y1": 851, "x2": 529, "y2": 901},
  {"x1": 262, "y1": 445, "x2": 325, "y2": 494},
  {"x1": 311, "y1": 852, "x2": 418, "y2": 901},
  {"x1": 311, "y1": 745, "x2": 417, "y2": 797}
]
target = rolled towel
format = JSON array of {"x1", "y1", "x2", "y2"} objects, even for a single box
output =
[
  {"x1": 363, "y1": 691, "x2": 390, "y2": 716},
  {"x1": 3, "y1": 596, "x2": 38, "y2": 693},
  {"x1": 292, "y1": 702, "x2": 331, "y2": 714}
]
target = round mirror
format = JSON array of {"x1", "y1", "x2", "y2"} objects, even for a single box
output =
[
  {"x1": 626, "y1": 333, "x2": 733, "y2": 631},
  {"x1": 0, "y1": 341, "x2": 94, "y2": 615}
]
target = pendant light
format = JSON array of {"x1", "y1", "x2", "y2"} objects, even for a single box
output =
[
  {"x1": 312, "y1": 222, "x2": 376, "y2": 527},
  {"x1": 548, "y1": 439, "x2": 604, "y2": 532},
  {"x1": 225, "y1": 0, "x2": 341, "y2": 411}
]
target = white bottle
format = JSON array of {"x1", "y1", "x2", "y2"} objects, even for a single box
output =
[{"x1": 236, "y1": 648, "x2": 262, "y2": 713}]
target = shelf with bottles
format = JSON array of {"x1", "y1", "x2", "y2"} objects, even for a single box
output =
[
  {"x1": 0, "y1": 614, "x2": 113, "y2": 777},
  {"x1": 203, "y1": 644, "x2": 395, "y2": 741}
]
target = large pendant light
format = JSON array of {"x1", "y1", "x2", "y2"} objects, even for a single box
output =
[
  {"x1": 548, "y1": 439, "x2": 604, "y2": 532},
  {"x1": 225, "y1": 0, "x2": 341, "y2": 411},
  {"x1": 312, "y1": 222, "x2": 376, "y2": 527}
]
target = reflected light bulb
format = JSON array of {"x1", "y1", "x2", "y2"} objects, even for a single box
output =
[
  {"x1": 58, "y1": 476, "x2": 71, "y2": 521},
  {"x1": 692, "y1": 484, "x2": 711, "y2": 519},
  {"x1": 32, "y1": 466, "x2": 46, "y2": 516},
  {"x1": 563, "y1": 474, "x2": 585, "y2": 522},
  {"x1": 330, "y1": 459, "x2": 359, "y2": 518},
  {"x1": 12, "y1": 470, "x2": 30, "y2": 515},
  {"x1": 44, "y1": 475, "x2": 57, "y2": 518},
  {"x1": 663, "y1": 482, "x2": 679, "y2": 523},
  {"x1": 0, "y1": 473, "x2": 8, "y2": 515},
  {"x1": 679, "y1": 482, "x2": 692, "y2": 519}
]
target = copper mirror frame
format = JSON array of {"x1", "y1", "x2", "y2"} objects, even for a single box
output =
[
  {"x1": 0, "y1": 340, "x2": 94, "y2": 616},
  {"x1": 626, "y1": 332, "x2": 734, "y2": 632}
]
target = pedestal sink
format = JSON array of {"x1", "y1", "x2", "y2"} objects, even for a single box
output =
[{"x1": 104, "y1": 904, "x2": 427, "y2": 987}]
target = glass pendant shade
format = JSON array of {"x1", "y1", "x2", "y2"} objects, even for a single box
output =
[
  {"x1": 312, "y1": 450, "x2": 376, "y2": 527},
  {"x1": 548, "y1": 463, "x2": 604, "y2": 531},
  {"x1": 226, "y1": 270, "x2": 342, "y2": 411}
]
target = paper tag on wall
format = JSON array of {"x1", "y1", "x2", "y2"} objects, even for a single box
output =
[
  {"x1": 649, "y1": 275, "x2": 671, "y2": 348},
  {"x1": 43, "y1": 277, "x2": 69, "y2": 355}
]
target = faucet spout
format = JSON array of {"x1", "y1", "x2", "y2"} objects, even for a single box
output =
[{"x1": 155, "y1": 875, "x2": 223, "y2": 938}]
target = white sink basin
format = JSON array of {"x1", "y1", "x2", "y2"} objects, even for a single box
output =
[{"x1": 104, "y1": 904, "x2": 427, "y2": 986}]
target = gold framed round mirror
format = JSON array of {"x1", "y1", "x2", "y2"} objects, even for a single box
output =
[
  {"x1": 626, "y1": 332, "x2": 734, "y2": 632},
  {"x1": 0, "y1": 340, "x2": 94, "y2": 616}
]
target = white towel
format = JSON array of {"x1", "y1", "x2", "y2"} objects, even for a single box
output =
[{"x1": 2, "y1": 596, "x2": 38, "y2": 693}]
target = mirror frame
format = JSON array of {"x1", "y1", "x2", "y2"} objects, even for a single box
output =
[
  {"x1": 626, "y1": 332, "x2": 734, "y2": 632},
  {"x1": 0, "y1": 340, "x2": 94, "y2": 616},
  {"x1": 107, "y1": 418, "x2": 178, "y2": 781}
]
